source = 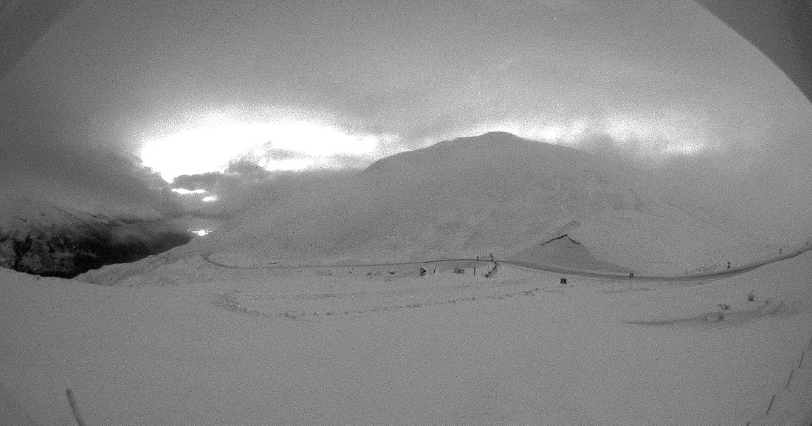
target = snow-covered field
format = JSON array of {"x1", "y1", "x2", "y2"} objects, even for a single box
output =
[{"x1": 2, "y1": 249, "x2": 811, "y2": 425}]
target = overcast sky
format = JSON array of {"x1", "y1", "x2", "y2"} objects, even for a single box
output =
[{"x1": 1, "y1": 0, "x2": 811, "y2": 238}]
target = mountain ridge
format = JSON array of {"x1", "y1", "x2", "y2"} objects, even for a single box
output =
[
  {"x1": 78, "y1": 132, "x2": 772, "y2": 284},
  {"x1": 0, "y1": 191, "x2": 192, "y2": 278}
]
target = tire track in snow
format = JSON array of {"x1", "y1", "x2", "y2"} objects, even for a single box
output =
[
  {"x1": 502, "y1": 240, "x2": 811, "y2": 282},
  {"x1": 201, "y1": 240, "x2": 811, "y2": 284},
  {"x1": 213, "y1": 285, "x2": 553, "y2": 321},
  {"x1": 201, "y1": 254, "x2": 493, "y2": 271}
]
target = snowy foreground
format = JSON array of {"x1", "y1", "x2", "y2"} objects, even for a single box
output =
[{"x1": 2, "y1": 253, "x2": 812, "y2": 425}]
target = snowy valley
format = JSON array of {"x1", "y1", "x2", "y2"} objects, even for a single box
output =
[{"x1": 0, "y1": 190, "x2": 192, "y2": 278}]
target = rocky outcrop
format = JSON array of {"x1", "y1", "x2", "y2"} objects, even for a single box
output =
[{"x1": 0, "y1": 212, "x2": 192, "y2": 278}]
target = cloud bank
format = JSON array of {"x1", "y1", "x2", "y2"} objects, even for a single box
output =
[{"x1": 0, "y1": 0, "x2": 810, "y2": 243}]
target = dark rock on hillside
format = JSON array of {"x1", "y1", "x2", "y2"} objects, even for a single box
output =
[{"x1": 0, "y1": 212, "x2": 192, "y2": 279}]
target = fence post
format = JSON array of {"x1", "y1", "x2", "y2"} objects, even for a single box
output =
[
  {"x1": 766, "y1": 394, "x2": 776, "y2": 414},
  {"x1": 66, "y1": 389, "x2": 87, "y2": 426}
]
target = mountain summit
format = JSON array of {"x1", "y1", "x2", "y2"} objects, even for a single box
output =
[{"x1": 198, "y1": 132, "x2": 652, "y2": 260}]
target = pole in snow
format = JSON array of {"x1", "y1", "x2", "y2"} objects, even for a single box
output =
[{"x1": 66, "y1": 389, "x2": 87, "y2": 426}]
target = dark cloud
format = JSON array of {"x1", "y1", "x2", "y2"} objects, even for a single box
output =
[
  {"x1": 0, "y1": 0, "x2": 810, "y2": 247},
  {"x1": 0, "y1": 0, "x2": 86, "y2": 81},
  {"x1": 170, "y1": 159, "x2": 358, "y2": 220},
  {"x1": 172, "y1": 173, "x2": 225, "y2": 191},
  {"x1": 0, "y1": 141, "x2": 184, "y2": 218},
  {"x1": 4, "y1": 0, "x2": 807, "y2": 157}
]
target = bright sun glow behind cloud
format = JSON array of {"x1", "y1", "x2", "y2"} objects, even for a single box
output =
[
  {"x1": 140, "y1": 106, "x2": 715, "y2": 183},
  {"x1": 171, "y1": 188, "x2": 206, "y2": 195},
  {"x1": 139, "y1": 109, "x2": 397, "y2": 182}
]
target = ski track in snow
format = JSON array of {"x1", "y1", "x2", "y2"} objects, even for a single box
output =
[{"x1": 213, "y1": 276, "x2": 559, "y2": 321}]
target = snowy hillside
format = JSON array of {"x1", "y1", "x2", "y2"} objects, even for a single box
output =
[
  {"x1": 79, "y1": 132, "x2": 772, "y2": 285},
  {"x1": 0, "y1": 189, "x2": 191, "y2": 278}
]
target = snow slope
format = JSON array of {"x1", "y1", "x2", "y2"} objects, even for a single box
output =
[
  {"x1": 78, "y1": 132, "x2": 772, "y2": 285},
  {"x1": 0, "y1": 188, "x2": 191, "y2": 277},
  {"x1": 3, "y1": 250, "x2": 812, "y2": 425},
  {"x1": 507, "y1": 233, "x2": 633, "y2": 274}
]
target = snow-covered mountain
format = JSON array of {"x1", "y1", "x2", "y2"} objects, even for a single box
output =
[
  {"x1": 0, "y1": 191, "x2": 192, "y2": 278},
  {"x1": 79, "y1": 132, "x2": 774, "y2": 285},
  {"x1": 9, "y1": 133, "x2": 811, "y2": 425},
  {"x1": 209, "y1": 132, "x2": 760, "y2": 263}
]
